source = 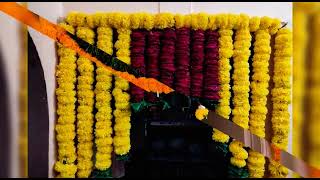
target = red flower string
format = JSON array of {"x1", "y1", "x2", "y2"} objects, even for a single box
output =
[
  {"x1": 130, "y1": 30, "x2": 146, "y2": 102},
  {"x1": 175, "y1": 27, "x2": 191, "y2": 96},
  {"x1": 203, "y1": 30, "x2": 220, "y2": 100},
  {"x1": 159, "y1": 28, "x2": 177, "y2": 88},
  {"x1": 146, "y1": 30, "x2": 161, "y2": 102},
  {"x1": 190, "y1": 29, "x2": 205, "y2": 97}
]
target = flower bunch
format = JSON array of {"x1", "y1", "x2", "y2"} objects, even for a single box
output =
[
  {"x1": 94, "y1": 26, "x2": 114, "y2": 171},
  {"x1": 229, "y1": 141, "x2": 248, "y2": 168},
  {"x1": 174, "y1": 14, "x2": 191, "y2": 29},
  {"x1": 230, "y1": 14, "x2": 251, "y2": 168},
  {"x1": 76, "y1": 26, "x2": 95, "y2": 178},
  {"x1": 130, "y1": 30, "x2": 147, "y2": 102},
  {"x1": 54, "y1": 23, "x2": 77, "y2": 178},
  {"x1": 268, "y1": 28, "x2": 292, "y2": 178},
  {"x1": 113, "y1": 27, "x2": 132, "y2": 156},
  {"x1": 195, "y1": 105, "x2": 209, "y2": 121},
  {"x1": 130, "y1": 13, "x2": 155, "y2": 30},
  {"x1": 154, "y1": 13, "x2": 175, "y2": 29},
  {"x1": 247, "y1": 16, "x2": 272, "y2": 178}
]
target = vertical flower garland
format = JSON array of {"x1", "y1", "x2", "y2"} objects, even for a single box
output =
[
  {"x1": 112, "y1": 13, "x2": 132, "y2": 156},
  {"x1": 94, "y1": 26, "x2": 114, "y2": 171},
  {"x1": 130, "y1": 30, "x2": 146, "y2": 102},
  {"x1": 268, "y1": 28, "x2": 292, "y2": 178},
  {"x1": 159, "y1": 29, "x2": 176, "y2": 88},
  {"x1": 174, "y1": 14, "x2": 191, "y2": 96},
  {"x1": 292, "y1": 7, "x2": 307, "y2": 164},
  {"x1": 230, "y1": 14, "x2": 251, "y2": 169},
  {"x1": 75, "y1": 26, "x2": 95, "y2": 178},
  {"x1": 54, "y1": 23, "x2": 78, "y2": 178},
  {"x1": 154, "y1": 13, "x2": 176, "y2": 92},
  {"x1": 308, "y1": 14, "x2": 320, "y2": 169},
  {"x1": 203, "y1": 29, "x2": 220, "y2": 104},
  {"x1": 212, "y1": 14, "x2": 234, "y2": 144},
  {"x1": 146, "y1": 30, "x2": 161, "y2": 102},
  {"x1": 247, "y1": 16, "x2": 272, "y2": 178},
  {"x1": 190, "y1": 13, "x2": 208, "y2": 98}
]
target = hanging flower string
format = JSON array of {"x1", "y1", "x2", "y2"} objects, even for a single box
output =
[
  {"x1": 268, "y1": 28, "x2": 292, "y2": 178},
  {"x1": 54, "y1": 23, "x2": 78, "y2": 178},
  {"x1": 113, "y1": 26, "x2": 132, "y2": 156},
  {"x1": 247, "y1": 16, "x2": 275, "y2": 178},
  {"x1": 159, "y1": 28, "x2": 176, "y2": 88},
  {"x1": 213, "y1": 14, "x2": 234, "y2": 144},
  {"x1": 75, "y1": 26, "x2": 95, "y2": 178},
  {"x1": 190, "y1": 13, "x2": 207, "y2": 98},
  {"x1": 130, "y1": 30, "x2": 147, "y2": 102},
  {"x1": 174, "y1": 14, "x2": 191, "y2": 96},
  {"x1": 230, "y1": 14, "x2": 252, "y2": 170},
  {"x1": 146, "y1": 30, "x2": 161, "y2": 102},
  {"x1": 203, "y1": 30, "x2": 220, "y2": 105},
  {"x1": 94, "y1": 26, "x2": 114, "y2": 172}
]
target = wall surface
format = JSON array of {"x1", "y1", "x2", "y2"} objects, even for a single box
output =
[
  {"x1": 25, "y1": 2, "x2": 293, "y2": 177},
  {"x1": 0, "y1": 8, "x2": 22, "y2": 178},
  {"x1": 27, "y1": 2, "x2": 63, "y2": 178}
]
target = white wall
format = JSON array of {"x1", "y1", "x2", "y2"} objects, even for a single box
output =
[
  {"x1": 0, "y1": 3, "x2": 24, "y2": 177},
  {"x1": 25, "y1": 2, "x2": 292, "y2": 177}
]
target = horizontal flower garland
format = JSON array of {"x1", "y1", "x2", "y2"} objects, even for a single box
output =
[
  {"x1": 94, "y1": 26, "x2": 114, "y2": 171},
  {"x1": 54, "y1": 23, "x2": 78, "y2": 178},
  {"x1": 268, "y1": 28, "x2": 292, "y2": 178}
]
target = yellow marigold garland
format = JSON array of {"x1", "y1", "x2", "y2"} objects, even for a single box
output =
[
  {"x1": 292, "y1": 7, "x2": 307, "y2": 164},
  {"x1": 213, "y1": 14, "x2": 234, "y2": 143},
  {"x1": 113, "y1": 26, "x2": 132, "y2": 156},
  {"x1": 75, "y1": 26, "x2": 95, "y2": 178},
  {"x1": 54, "y1": 23, "x2": 77, "y2": 178},
  {"x1": 230, "y1": 14, "x2": 251, "y2": 168},
  {"x1": 94, "y1": 26, "x2": 114, "y2": 171},
  {"x1": 247, "y1": 16, "x2": 271, "y2": 178},
  {"x1": 308, "y1": 13, "x2": 320, "y2": 169},
  {"x1": 268, "y1": 28, "x2": 292, "y2": 178},
  {"x1": 57, "y1": 12, "x2": 293, "y2": 178}
]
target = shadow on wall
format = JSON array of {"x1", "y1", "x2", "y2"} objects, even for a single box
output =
[{"x1": 28, "y1": 32, "x2": 49, "y2": 178}]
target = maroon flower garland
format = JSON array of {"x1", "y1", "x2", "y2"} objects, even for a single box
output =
[
  {"x1": 175, "y1": 27, "x2": 191, "y2": 96},
  {"x1": 130, "y1": 30, "x2": 146, "y2": 102},
  {"x1": 146, "y1": 30, "x2": 161, "y2": 102},
  {"x1": 203, "y1": 30, "x2": 220, "y2": 100},
  {"x1": 190, "y1": 29, "x2": 205, "y2": 98},
  {"x1": 159, "y1": 28, "x2": 176, "y2": 88}
]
